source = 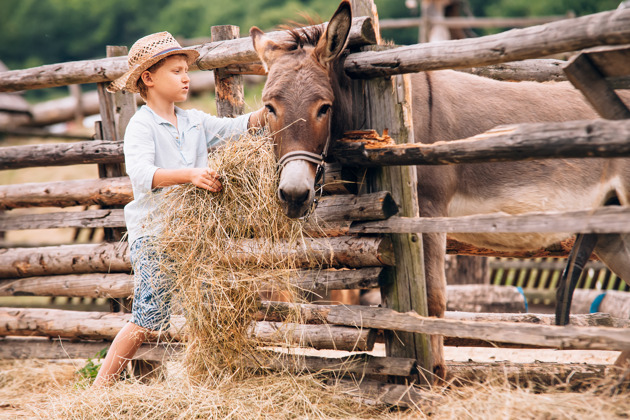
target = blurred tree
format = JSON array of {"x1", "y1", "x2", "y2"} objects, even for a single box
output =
[{"x1": 0, "y1": 0, "x2": 622, "y2": 71}]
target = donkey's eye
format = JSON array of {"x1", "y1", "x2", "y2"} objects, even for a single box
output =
[
  {"x1": 317, "y1": 104, "x2": 331, "y2": 118},
  {"x1": 265, "y1": 104, "x2": 276, "y2": 116}
]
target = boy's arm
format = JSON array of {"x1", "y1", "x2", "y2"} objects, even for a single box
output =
[{"x1": 152, "y1": 167, "x2": 222, "y2": 192}]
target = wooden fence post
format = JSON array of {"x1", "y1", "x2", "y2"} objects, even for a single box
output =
[
  {"x1": 351, "y1": 0, "x2": 433, "y2": 385},
  {"x1": 211, "y1": 25, "x2": 245, "y2": 117}
]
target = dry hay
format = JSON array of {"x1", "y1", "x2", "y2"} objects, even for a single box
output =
[
  {"x1": 2, "y1": 359, "x2": 629, "y2": 419},
  {"x1": 147, "y1": 129, "x2": 326, "y2": 379}
]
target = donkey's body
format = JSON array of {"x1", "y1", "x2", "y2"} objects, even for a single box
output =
[
  {"x1": 411, "y1": 70, "x2": 630, "y2": 377},
  {"x1": 251, "y1": 0, "x2": 630, "y2": 381}
]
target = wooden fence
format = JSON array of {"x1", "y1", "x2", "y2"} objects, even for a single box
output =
[{"x1": 1, "y1": 0, "x2": 630, "y2": 401}]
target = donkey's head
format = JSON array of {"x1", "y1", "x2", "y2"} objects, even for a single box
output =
[{"x1": 250, "y1": 0, "x2": 353, "y2": 218}]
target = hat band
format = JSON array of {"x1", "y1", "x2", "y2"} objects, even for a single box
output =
[{"x1": 151, "y1": 47, "x2": 183, "y2": 58}]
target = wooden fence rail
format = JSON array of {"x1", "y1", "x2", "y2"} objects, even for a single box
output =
[
  {"x1": 0, "y1": 17, "x2": 376, "y2": 93},
  {"x1": 3, "y1": 304, "x2": 630, "y2": 351},
  {"x1": 345, "y1": 8, "x2": 630, "y2": 78},
  {"x1": 334, "y1": 119, "x2": 630, "y2": 167}
]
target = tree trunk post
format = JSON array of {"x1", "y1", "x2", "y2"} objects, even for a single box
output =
[
  {"x1": 351, "y1": 0, "x2": 433, "y2": 385},
  {"x1": 211, "y1": 25, "x2": 245, "y2": 117}
]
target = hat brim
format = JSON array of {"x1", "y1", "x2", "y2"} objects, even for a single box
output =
[{"x1": 107, "y1": 49, "x2": 200, "y2": 94}]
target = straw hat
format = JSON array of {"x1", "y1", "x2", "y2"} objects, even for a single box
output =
[{"x1": 107, "y1": 31, "x2": 200, "y2": 93}]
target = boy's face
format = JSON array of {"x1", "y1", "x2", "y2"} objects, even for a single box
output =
[{"x1": 144, "y1": 55, "x2": 190, "y2": 103}]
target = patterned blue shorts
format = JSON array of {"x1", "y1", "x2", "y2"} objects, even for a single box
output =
[{"x1": 129, "y1": 237, "x2": 175, "y2": 331}]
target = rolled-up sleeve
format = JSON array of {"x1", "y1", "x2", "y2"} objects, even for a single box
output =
[
  {"x1": 198, "y1": 111, "x2": 251, "y2": 148},
  {"x1": 124, "y1": 119, "x2": 159, "y2": 196}
]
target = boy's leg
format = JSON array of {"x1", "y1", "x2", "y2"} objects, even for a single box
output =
[{"x1": 92, "y1": 321, "x2": 150, "y2": 388}]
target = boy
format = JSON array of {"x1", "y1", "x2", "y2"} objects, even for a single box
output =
[{"x1": 93, "y1": 31, "x2": 266, "y2": 387}]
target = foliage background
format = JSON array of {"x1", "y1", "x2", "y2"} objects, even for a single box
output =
[{"x1": 0, "y1": 0, "x2": 622, "y2": 70}]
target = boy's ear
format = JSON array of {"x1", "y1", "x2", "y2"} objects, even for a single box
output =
[
  {"x1": 141, "y1": 70, "x2": 154, "y2": 87},
  {"x1": 250, "y1": 26, "x2": 283, "y2": 73}
]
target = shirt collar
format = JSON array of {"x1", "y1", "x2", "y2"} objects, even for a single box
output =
[{"x1": 141, "y1": 105, "x2": 189, "y2": 127}]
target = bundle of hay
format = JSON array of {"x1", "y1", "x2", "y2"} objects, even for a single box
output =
[{"x1": 150, "y1": 130, "x2": 313, "y2": 378}]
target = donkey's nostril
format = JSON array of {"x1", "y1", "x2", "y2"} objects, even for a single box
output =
[{"x1": 278, "y1": 187, "x2": 309, "y2": 204}]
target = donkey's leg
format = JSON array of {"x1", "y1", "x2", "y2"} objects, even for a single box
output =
[
  {"x1": 594, "y1": 233, "x2": 630, "y2": 284},
  {"x1": 555, "y1": 233, "x2": 598, "y2": 326},
  {"x1": 422, "y1": 231, "x2": 448, "y2": 381}
]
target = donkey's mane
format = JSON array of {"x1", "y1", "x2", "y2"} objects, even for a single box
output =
[{"x1": 282, "y1": 23, "x2": 324, "y2": 50}]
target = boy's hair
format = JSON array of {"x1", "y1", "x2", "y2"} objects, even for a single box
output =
[{"x1": 136, "y1": 53, "x2": 189, "y2": 100}]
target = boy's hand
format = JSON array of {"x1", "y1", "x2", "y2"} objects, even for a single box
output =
[{"x1": 190, "y1": 168, "x2": 222, "y2": 192}]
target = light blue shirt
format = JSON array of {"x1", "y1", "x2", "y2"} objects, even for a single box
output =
[{"x1": 123, "y1": 105, "x2": 251, "y2": 245}]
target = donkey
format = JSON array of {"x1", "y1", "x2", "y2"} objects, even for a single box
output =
[{"x1": 251, "y1": 0, "x2": 630, "y2": 380}]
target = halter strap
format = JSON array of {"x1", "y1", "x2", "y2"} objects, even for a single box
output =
[{"x1": 277, "y1": 150, "x2": 324, "y2": 169}]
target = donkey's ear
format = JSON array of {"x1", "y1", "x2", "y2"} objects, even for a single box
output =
[
  {"x1": 315, "y1": 0, "x2": 352, "y2": 64},
  {"x1": 250, "y1": 26, "x2": 283, "y2": 73}
]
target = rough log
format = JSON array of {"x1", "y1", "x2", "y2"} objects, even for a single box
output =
[
  {"x1": 0, "y1": 17, "x2": 375, "y2": 93},
  {"x1": 0, "y1": 242, "x2": 131, "y2": 278},
  {"x1": 333, "y1": 119, "x2": 630, "y2": 167},
  {"x1": 0, "y1": 191, "x2": 395, "y2": 230},
  {"x1": 0, "y1": 176, "x2": 372, "y2": 211},
  {"x1": 0, "y1": 267, "x2": 384, "y2": 298},
  {"x1": 446, "y1": 285, "x2": 526, "y2": 313},
  {"x1": 251, "y1": 321, "x2": 375, "y2": 352},
  {"x1": 256, "y1": 302, "x2": 630, "y2": 351},
  {"x1": 0, "y1": 237, "x2": 393, "y2": 279},
  {"x1": 0, "y1": 307, "x2": 181, "y2": 341},
  {"x1": 212, "y1": 25, "x2": 245, "y2": 118},
  {"x1": 458, "y1": 59, "x2": 567, "y2": 82},
  {"x1": 345, "y1": 8, "x2": 630, "y2": 78},
  {"x1": 0, "y1": 273, "x2": 133, "y2": 298},
  {"x1": 0, "y1": 308, "x2": 375, "y2": 352},
  {"x1": 0, "y1": 337, "x2": 181, "y2": 362},
  {"x1": 0, "y1": 140, "x2": 123, "y2": 170},
  {"x1": 349, "y1": 207, "x2": 630, "y2": 235},
  {"x1": 258, "y1": 301, "x2": 630, "y2": 328},
  {"x1": 0, "y1": 209, "x2": 125, "y2": 231},
  {"x1": 446, "y1": 237, "x2": 577, "y2": 259},
  {"x1": 0, "y1": 177, "x2": 133, "y2": 210}
]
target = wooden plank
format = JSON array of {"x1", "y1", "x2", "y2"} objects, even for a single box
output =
[
  {"x1": 0, "y1": 236, "x2": 393, "y2": 279},
  {"x1": 212, "y1": 25, "x2": 245, "y2": 118},
  {"x1": 351, "y1": 31, "x2": 432, "y2": 386},
  {"x1": 345, "y1": 8, "x2": 630, "y2": 78},
  {"x1": 349, "y1": 207, "x2": 630, "y2": 235},
  {"x1": 563, "y1": 53, "x2": 630, "y2": 120},
  {"x1": 0, "y1": 140, "x2": 123, "y2": 170},
  {"x1": 0, "y1": 17, "x2": 376, "y2": 93},
  {"x1": 333, "y1": 119, "x2": 630, "y2": 167},
  {"x1": 0, "y1": 177, "x2": 133, "y2": 210}
]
